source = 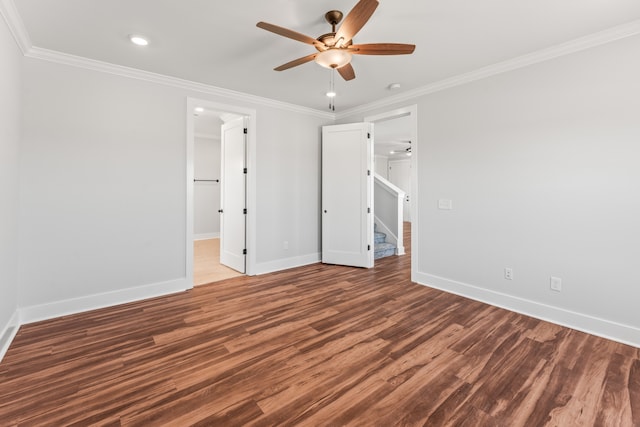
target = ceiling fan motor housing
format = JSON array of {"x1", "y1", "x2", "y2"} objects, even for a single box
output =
[{"x1": 324, "y1": 10, "x2": 344, "y2": 29}]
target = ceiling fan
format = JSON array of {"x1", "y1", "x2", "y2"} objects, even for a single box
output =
[{"x1": 256, "y1": 0, "x2": 415, "y2": 81}]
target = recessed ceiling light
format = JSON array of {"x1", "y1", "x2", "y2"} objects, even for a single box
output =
[
  {"x1": 388, "y1": 83, "x2": 401, "y2": 90},
  {"x1": 326, "y1": 91, "x2": 336, "y2": 98},
  {"x1": 194, "y1": 107, "x2": 204, "y2": 113},
  {"x1": 129, "y1": 35, "x2": 149, "y2": 46}
]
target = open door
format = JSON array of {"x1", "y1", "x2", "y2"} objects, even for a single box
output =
[
  {"x1": 220, "y1": 117, "x2": 246, "y2": 273},
  {"x1": 322, "y1": 123, "x2": 374, "y2": 268}
]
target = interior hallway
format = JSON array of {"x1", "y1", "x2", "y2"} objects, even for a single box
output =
[{"x1": 194, "y1": 238, "x2": 243, "y2": 285}]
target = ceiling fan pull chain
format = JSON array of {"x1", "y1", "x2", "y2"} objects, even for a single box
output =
[{"x1": 328, "y1": 69, "x2": 336, "y2": 111}]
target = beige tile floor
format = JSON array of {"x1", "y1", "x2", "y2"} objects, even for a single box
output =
[{"x1": 193, "y1": 238, "x2": 243, "y2": 286}]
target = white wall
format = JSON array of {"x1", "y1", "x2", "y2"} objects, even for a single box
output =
[
  {"x1": 374, "y1": 155, "x2": 388, "y2": 179},
  {"x1": 18, "y1": 57, "x2": 330, "y2": 318},
  {"x1": 343, "y1": 35, "x2": 640, "y2": 346},
  {"x1": 254, "y1": 109, "x2": 328, "y2": 273},
  {"x1": 0, "y1": 13, "x2": 22, "y2": 353},
  {"x1": 193, "y1": 136, "x2": 221, "y2": 238}
]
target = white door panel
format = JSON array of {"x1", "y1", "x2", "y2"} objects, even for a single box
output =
[
  {"x1": 322, "y1": 123, "x2": 374, "y2": 268},
  {"x1": 220, "y1": 117, "x2": 246, "y2": 273}
]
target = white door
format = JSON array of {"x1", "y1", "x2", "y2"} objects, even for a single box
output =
[
  {"x1": 322, "y1": 123, "x2": 374, "y2": 268},
  {"x1": 389, "y1": 159, "x2": 411, "y2": 222},
  {"x1": 220, "y1": 117, "x2": 246, "y2": 273}
]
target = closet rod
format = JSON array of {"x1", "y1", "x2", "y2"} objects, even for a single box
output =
[{"x1": 193, "y1": 179, "x2": 219, "y2": 182}]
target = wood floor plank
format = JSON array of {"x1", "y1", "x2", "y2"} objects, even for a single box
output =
[{"x1": 1, "y1": 223, "x2": 639, "y2": 426}]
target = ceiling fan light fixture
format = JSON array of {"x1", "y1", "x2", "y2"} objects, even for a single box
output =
[{"x1": 315, "y1": 48, "x2": 352, "y2": 69}]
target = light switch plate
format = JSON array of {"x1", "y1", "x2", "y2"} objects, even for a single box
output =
[{"x1": 438, "y1": 199, "x2": 453, "y2": 210}]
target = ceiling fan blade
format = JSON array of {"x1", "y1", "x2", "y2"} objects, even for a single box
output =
[
  {"x1": 257, "y1": 22, "x2": 321, "y2": 47},
  {"x1": 274, "y1": 53, "x2": 318, "y2": 71},
  {"x1": 337, "y1": 63, "x2": 356, "y2": 81},
  {"x1": 349, "y1": 43, "x2": 416, "y2": 55},
  {"x1": 335, "y1": 0, "x2": 379, "y2": 45}
]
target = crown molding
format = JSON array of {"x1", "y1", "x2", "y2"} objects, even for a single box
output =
[
  {"x1": 0, "y1": 0, "x2": 31, "y2": 53},
  {"x1": 337, "y1": 19, "x2": 640, "y2": 119},
  {"x1": 24, "y1": 46, "x2": 335, "y2": 120}
]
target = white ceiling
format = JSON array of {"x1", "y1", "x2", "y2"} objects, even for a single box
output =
[{"x1": 11, "y1": 0, "x2": 640, "y2": 112}]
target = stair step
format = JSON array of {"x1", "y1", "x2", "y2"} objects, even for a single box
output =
[
  {"x1": 374, "y1": 231, "x2": 386, "y2": 244},
  {"x1": 374, "y1": 242, "x2": 396, "y2": 260}
]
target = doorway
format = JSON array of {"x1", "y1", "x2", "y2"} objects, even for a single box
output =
[
  {"x1": 186, "y1": 98, "x2": 257, "y2": 287},
  {"x1": 365, "y1": 106, "x2": 418, "y2": 278}
]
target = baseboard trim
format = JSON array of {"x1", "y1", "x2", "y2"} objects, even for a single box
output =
[
  {"x1": 254, "y1": 253, "x2": 321, "y2": 275},
  {"x1": 414, "y1": 272, "x2": 640, "y2": 349},
  {"x1": 194, "y1": 232, "x2": 219, "y2": 241},
  {"x1": 19, "y1": 278, "x2": 191, "y2": 325},
  {"x1": 0, "y1": 310, "x2": 20, "y2": 363}
]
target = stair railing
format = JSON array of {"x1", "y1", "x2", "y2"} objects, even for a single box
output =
[{"x1": 373, "y1": 174, "x2": 405, "y2": 255}]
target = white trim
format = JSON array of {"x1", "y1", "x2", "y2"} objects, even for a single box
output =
[
  {"x1": 374, "y1": 173, "x2": 405, "y2": 198},
  {"x1": 415, "y1": 272, "x2": 640, "y2": 349},
  {"x1": 25, "y1": 47, "x2": 334, "y2": 120},
  {"x1": 338, "y1": 19, "x2": 640, "y2": 118},
  {"x1": 186, "y1": 100, "x2": 195, "y2": 287},
  {"x1": 194, "y1": 232, "x2": 220, "y2": 241},
  {"x1": 254, "y1": 253, "x2": 321, "y2": 276},
  {"x1": 0, "y1": 310, "x2": 20, "y2": 363},
  {"x1": 0, "y1": 0, "x2": 31, "y2": 54},
  {"x1": 19, "y1": 278, "x2": 189, "y2": 326},
  {"x1": 186, "y1": 98, "x2": 257, "y2": 277}
]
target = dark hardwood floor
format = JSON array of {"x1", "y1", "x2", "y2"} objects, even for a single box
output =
[{"x1": 1, "y1": 224, "x2": 639, "y2": 426}]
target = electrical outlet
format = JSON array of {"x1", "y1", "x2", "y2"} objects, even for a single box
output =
[
  {"x1": 504, "y1": 268, "x2": 513, "y2": 280},
  {"x1": 283, "y1": 241, "x2": 289, "y2": 250},
  {"x1": 550, "y1": 276, "x2": 562, "y2": 292}
]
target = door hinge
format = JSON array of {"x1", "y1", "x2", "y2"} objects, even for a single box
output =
[
  {"x1": 367, "y1": 169, "x2": 371, "y2": 176},
  {"x1": 368, "y1": 245, "x2": 371, "y2": 251},
  {"x1": 243, "y1": 167, "x2": 247, "y2": 174},
  {"x1": 367, "y1": 207, "x2": 371, "y2": 213},
  {"x1": 218, "y1": 209, "x2": 223, "y2": 213},
  {"x1": 243, "y1": 208, "x2": 247, "y2": 214},
  {"x1": 244, "y1": 128, "x2": 248, "y2": 134},
  {"x1": 243, "y1": 249, "x2": 247, "y2": 255},
  {"x1": 367, "y1": 132, "x2": 371, "y2": 139}
]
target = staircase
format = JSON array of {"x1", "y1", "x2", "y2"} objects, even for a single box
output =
[{"x1": 374, "y1": 224, "x2": 396, "y2": 260}]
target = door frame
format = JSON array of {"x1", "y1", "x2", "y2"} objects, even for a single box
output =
[
  {"x1": 365, "y1": 105, "x2": 418, "y2": 281},
  {"x1": 186, "y1": 98, "x2": 257, "y2": 286}
]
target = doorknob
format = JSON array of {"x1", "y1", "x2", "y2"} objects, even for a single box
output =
[
  {"x1": 218, "y1": 209, "x2": 223, "y2": 213},
  {"x1": 324, "y1": 210, "x2": 327, "y2": 213}
]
